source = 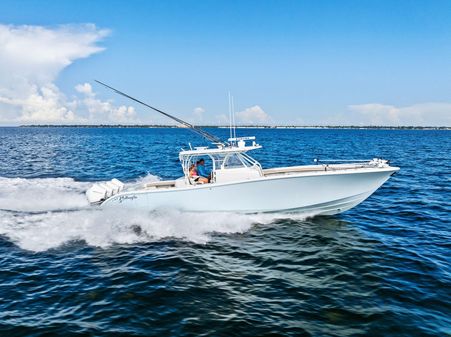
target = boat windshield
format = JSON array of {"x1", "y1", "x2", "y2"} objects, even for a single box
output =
[
  {"x1": 184, "y1": 153, "x2": 251, "y2": 172},
  {"x1": 183, "y1": 153, "x2": 255, "y2": 171},
  {"x1": 214, "y1": 153, "x2": 248, "y2": 169},
  {"x1": 179, "y1": 148, "x2": 263, "y2": 182}
]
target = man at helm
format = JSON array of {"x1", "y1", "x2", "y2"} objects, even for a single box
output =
[{"x1": 196, "y1": 158, "x2": 211, "y2": 182}]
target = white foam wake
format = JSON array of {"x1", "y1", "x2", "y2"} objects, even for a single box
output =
[
  {"x1": 0, "y1": 177, "x2": 91, "y2": 212},
  {"x1": 0, "y1": 176, "x2": 308, "y2": 252}
]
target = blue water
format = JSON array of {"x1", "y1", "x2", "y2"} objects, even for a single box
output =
[{"x1": 0, "y1": 127, "x2": 449, "y2": 336}]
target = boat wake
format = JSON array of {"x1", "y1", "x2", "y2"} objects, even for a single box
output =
[{"x1": 0, "y1": 176, "x2": 310, "y2": 252}]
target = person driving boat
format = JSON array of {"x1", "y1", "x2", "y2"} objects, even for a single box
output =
[{"x1": 196, "y1": 158, "x2": 211, "y2": 182}]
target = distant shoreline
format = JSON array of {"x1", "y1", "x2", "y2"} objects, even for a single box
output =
[{"x1": 14, "y1": 125, "x2": 451, "y2": 130}]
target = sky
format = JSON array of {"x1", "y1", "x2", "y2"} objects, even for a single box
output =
[{"x1": 0, "y1": 0, "x2": 450, "y2": 126}]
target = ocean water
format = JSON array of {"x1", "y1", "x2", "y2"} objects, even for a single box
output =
[{"x1": 0, "y1": 127, "x2": 449, "y2": 336}]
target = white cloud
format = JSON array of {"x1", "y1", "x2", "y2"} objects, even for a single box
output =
[
  {"x1": 0, "y1": 23, "x2": 108, "y2": 83},
  {"x1": 75, "y1": 82, "x2": 95, "y2": 97},
  {"x1": 235, "y1": 105, "x2": 271, "y2": 124},
  {"x1": 348, "y1": 102, "x2": 451, "y2": 126},
  {"x1": 192, "y1": 106, "x2": 205, "y2": 122},
  {"x1": 193, "y1": 106, "x2": 205, "y2": 115},
  {"x1": 0, "y1": 83, "x2": 77, "y2": 123},
  {"x1": 75, "y1": 82, "x2": 137, "y2": 123},
  {"x1": 215, "y1": 114, "x2": 229, "y2": 125},
  {"x1": 0, "y1": 23, "x2": 136, "y2": 124}
]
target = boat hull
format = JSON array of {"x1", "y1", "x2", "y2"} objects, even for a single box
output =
[{"x1": 101, "y1": 167, "x2": 398, "y2": 215}]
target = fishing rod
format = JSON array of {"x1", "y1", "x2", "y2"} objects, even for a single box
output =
[{"x1": 95, "y1": 80, "x2": 225, "y2": 145}]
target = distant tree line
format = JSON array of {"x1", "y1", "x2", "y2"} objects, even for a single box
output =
[{"x1": 19, "y1": 124, "x2": 451, "y2": 130}]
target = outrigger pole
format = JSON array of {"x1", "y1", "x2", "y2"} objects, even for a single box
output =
[{"x1": 95, "y1": 80, "x2": 226, "y2": 145}]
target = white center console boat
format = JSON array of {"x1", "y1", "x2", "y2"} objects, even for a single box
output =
[{"x1": 86, "y1": 81, "x2": 399, "y2": 215}]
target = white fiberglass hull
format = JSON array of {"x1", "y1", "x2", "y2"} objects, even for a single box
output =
[{"x1": 100, "y1": 167, "x2": 398, "y2": 215}]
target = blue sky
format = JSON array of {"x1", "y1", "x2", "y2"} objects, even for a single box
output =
[{"x1": 0, "y1": 0, "x2": 450, "y2": 126}]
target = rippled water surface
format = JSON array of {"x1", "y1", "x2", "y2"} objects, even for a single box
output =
[{"x1": 0, "y1": 127, "x2": 449, "y2": 336}]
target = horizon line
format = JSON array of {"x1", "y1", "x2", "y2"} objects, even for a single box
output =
[{"x1": 5, "y1": 124, "x2": 451, "y2": 130}]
